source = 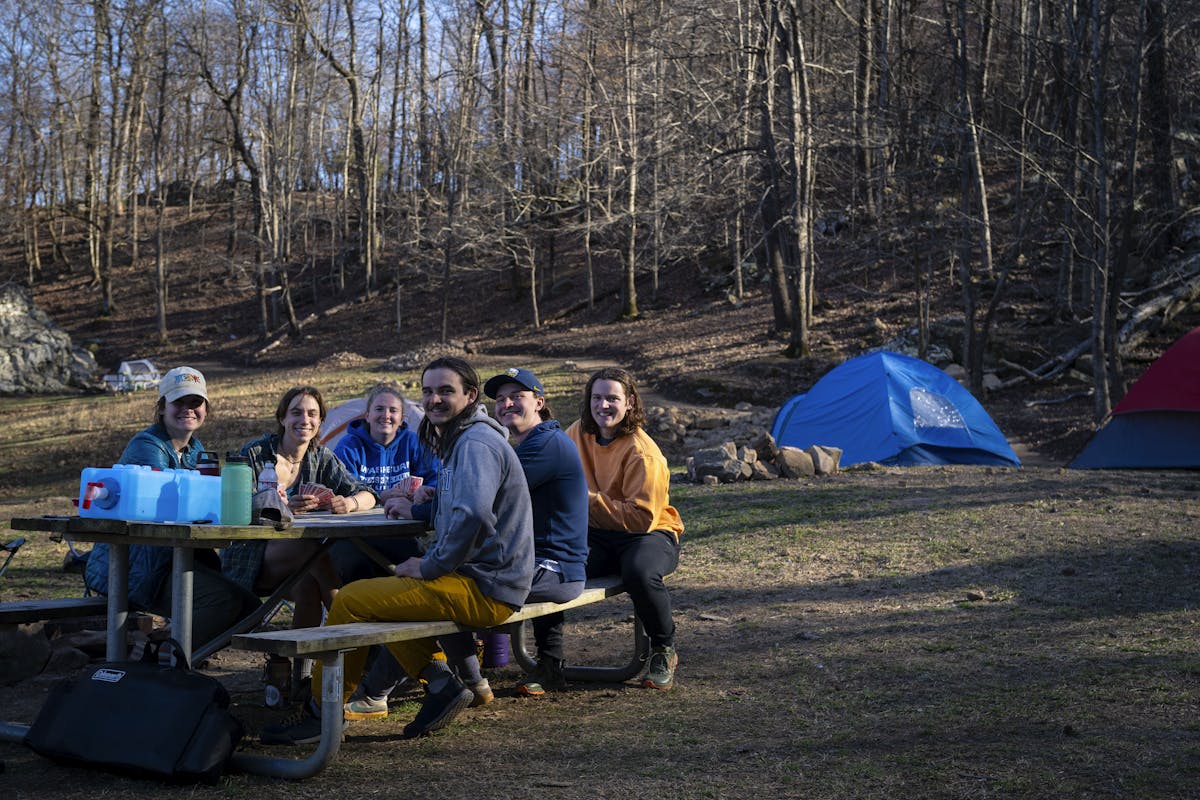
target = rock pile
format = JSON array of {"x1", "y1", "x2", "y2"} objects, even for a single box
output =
[
  {"x1": 645, "y1": 403, "x2": 844, "y2": 483},
  {"x1": 0, "y1": 283, "x2": 101, "y2": 395}
]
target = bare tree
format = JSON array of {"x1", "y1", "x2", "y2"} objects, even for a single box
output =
[
  {"x1": 180, "y1": 0, "x2": 272, "y2": 337},
  {"x1": 297, "y1": 0, "x2": 379, "y2": 298}
]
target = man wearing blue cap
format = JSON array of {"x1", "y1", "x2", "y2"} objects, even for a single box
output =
[{"x1": 479, "y1": 367, "x2": 589, "y2": 695}]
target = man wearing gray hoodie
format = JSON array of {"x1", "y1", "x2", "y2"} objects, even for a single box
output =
[{"x1": 262, "y1": 356, "x2": 534, "y2": 745}]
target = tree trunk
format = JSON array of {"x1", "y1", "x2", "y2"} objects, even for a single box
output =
[{"x1": 618, "y1": 0, "x2": 639, "y2": 319}]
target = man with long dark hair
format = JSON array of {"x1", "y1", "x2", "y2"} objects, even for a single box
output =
[{"x1": 261, "y1": 357, "x2": 534, "y2": 744}]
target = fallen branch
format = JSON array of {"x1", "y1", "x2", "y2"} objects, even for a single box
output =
[
  {"x1": 1024, "y1": 390, "x2": 1092, "y2": 407},
  {"x1": 1003, "y1": 256, "x2": 1200, "y2": 387},
  {"x1": 252, "y1": 297, "x2": 360, "y2": 361}
]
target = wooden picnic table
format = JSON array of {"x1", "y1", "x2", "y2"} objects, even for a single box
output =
[{"x1": 7, "y1": 510, "x2": 425, "y2": 664}]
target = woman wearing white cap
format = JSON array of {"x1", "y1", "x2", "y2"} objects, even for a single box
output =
[{"x1": 84, "y1": 366, "x2": 261, "y2": 649}]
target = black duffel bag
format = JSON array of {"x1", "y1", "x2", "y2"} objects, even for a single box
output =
[{"x1": 24, "y1": 640, "x2": 244, "y2": 784}]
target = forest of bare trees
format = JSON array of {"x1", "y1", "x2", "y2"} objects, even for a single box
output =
[{"x1": 0, "y1": 0, "x2": 1196, "y2": 421}]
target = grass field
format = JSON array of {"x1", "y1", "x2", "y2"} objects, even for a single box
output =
[{"x1": 2, "y1": 372, "x2": 1198, "y2": 799}]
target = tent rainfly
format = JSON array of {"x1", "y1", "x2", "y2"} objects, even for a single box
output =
[{"x1": 1069, "y1": 326, "x2": 1200, "y2": 469}]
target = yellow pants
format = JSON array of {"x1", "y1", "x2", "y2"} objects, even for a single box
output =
[{"x1": 313, "y1": 572, "x2": 514, "y2": 706}]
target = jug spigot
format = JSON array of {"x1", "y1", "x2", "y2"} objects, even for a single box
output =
[{"x1": 82, "y1": 481, "x2": 109, "y2": 510}]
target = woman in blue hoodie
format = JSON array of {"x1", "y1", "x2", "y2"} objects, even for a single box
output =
[
  {"x1": 333, "y1": 381, "x2": 438, "y2": 498},
  {"x1": 330, "y1": 380, "x2": 439, "y2": 583}
]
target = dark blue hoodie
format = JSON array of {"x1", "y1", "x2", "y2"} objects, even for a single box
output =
[
  {"x1": 332, "y1": 418, "x2": 439, "y2": 496},
  {"x1": 515, "y1": 419, "x2": 589, "y2": 582}
]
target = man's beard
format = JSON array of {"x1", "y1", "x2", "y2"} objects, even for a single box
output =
[{"x1": 418, "y1": 404, "x2": 479, "y2": 458}]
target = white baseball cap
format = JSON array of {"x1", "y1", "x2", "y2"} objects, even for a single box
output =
[{"x1": 159, "y1": 366, "x2": 209, "y2": 403}]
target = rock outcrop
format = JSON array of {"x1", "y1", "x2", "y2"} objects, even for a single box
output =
[{"x1": 0, "y1": 283, "x2": 101, "y2": 395}]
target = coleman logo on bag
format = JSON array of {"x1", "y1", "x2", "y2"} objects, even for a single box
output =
[{"x1": 91, "y1": 668, "x2": 126, "y2": 683}]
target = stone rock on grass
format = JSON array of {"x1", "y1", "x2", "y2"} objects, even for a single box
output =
[
  {"x1": 0, "y1": 624, "x2": 51, "y2": 684},
  {"x1": 693, "y1": 442, "x2": 745, "y2": 484},
  {"x1": 806, "y1": 445, "x2": 843, "y2": 475},
  {"x1": 776, "y1": 447, "x2": 816, "y2": 478}
]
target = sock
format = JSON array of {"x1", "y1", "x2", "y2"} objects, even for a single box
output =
[
  {"x1": 440, "y1": 631, "x2": 484, "y2": 685},
  {"x1": 420, "y1": 660, "x2": 455, "y2": 695}
]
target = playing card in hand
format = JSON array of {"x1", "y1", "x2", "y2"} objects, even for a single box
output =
[
  {"x1": 300, "y1": 482, "x2": 334, "y2": 509},
  {"x1": 390, "y1": 475, "x2": 424, "y2": 498}
]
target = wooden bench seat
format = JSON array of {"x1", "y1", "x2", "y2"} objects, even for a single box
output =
[
  {"x1": 0, "y1": 596, "x2": 107, "y2": 625},
  {"x1": 228, "y1": 574, "x2": 648, "y2": 780},
  {"x1": 231, "y1": 574, "x2": 632, "y2": 657}
]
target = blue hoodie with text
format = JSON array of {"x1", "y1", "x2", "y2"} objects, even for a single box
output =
[{"x1": 332, "y1": 418, "x2": 439, "y2": 496}]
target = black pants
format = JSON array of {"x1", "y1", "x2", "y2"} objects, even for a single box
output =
[
  {"x1": 526, "y1": 568, "x2": 585, "y2": 661},
  {"x1": 148, "y1": 561, "x2": 261, "y2": 650},
  {"x1": 329, "y1": 537, "x2": 422, "y2": 584},
  {"x1": 585, "y1": 528, "x2": 680, "y2": 649}
]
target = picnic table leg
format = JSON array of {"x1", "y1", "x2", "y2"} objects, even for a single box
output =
[
  {"x1": 171, "y1": 546, "x2": 194, "y2": 665},
  {"x1": 230, "y1": 652, "x2": 346, "y2": 780},
  {"x1": 191, "y1": 538, "x2": 337, "y2": 665},
  {"x1": 106, "y1": 543, "x2": 129, "y2": 661},
  {"x1": 509, "y1": 615, "x2": 651, "y2": 683}
]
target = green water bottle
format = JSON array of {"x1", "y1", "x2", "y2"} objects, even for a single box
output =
[{"x1": 220, "y1": 453, "x2": 253, "y2": 525}]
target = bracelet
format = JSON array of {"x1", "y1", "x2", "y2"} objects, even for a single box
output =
[{"x1": 350, "y1": 496, "x2": 359, "y2": 512}]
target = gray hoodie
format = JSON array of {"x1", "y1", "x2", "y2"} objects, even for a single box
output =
[{"x1": 420, "y1": 412, "x2": 534, "y2": 609}]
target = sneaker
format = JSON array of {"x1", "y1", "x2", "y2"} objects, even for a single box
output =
[
  {"x1": 344, "y1": 695, "x2": 389, "y2": 720},
  {"x1": 467, "y1": 678, "x2": 494, "y2": 707},
  {"x1": 517, "y1": 657, "x2": 566, "y2": 697},
  {"x1": 260, "y1": 703, "x2": 348, "y2": 746},
  {"x1": 401, "y1": 678, "x2": 473, "y2": 739},
  {"x1": 643, "y1": 646, "x2": 678, "y2": 690}
]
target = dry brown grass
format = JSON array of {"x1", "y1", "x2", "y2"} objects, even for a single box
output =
[{"x1": 2, "y1": 377, "x2": 1199, "y2": 799}]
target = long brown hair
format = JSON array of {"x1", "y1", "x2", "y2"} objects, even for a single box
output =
[{"x1": 578, "y1": 367, "x2": 646, "y2": 438}]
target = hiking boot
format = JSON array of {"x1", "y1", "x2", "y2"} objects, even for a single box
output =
[
  {"x1": 467, "y1": 678, "x2": 494, "y2": 707},
  {"x1": 401, "y1": 678, "x2": 473, "y2": 739},
  {"x1": 260, "y1": 702, "x2": 348, "y2": 746},
  {"x1": 642, "y1": 646, "x2": 678, "y2": 690},
  {"x1": 344, "y1": 695, "x2": 389, "y2": 720},
  {"x1": 517, "y1": 657, "x2": 566, "y2": 697}
]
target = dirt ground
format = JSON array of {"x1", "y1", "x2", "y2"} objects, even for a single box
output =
[{"x1": 3, "y1": 464, "x2": 1199, "y2": 799}]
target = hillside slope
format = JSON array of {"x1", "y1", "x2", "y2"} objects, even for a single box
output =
[{"x1": 4, "y1": 205, "x2": 1197, "y2": 465}]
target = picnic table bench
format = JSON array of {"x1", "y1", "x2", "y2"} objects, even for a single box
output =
[
  {"x1": 229, "y1": 574, "x2": 648, "y2": 780},
  {"x1": 0, "y1": 531, "x2": 103, "y2": 625},
  {"x1": 0, "y1": 597, "x2": 107, "y2": 625}
]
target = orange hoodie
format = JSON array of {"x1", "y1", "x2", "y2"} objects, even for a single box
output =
[{"x1": 565, "y1": 422, "x2": 684, "y2": 538}]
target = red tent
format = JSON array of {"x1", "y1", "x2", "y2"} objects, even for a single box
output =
[{"x1": 1070, "y1": 327, "x2": 1200, "y2": 468}]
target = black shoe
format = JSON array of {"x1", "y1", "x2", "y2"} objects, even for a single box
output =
[
  {"x1": 401, "y1": 678, "x2": 473, "y2": 739},
  {"x1": 260, "y1": 703, "x2": 347, "y2": 745}
]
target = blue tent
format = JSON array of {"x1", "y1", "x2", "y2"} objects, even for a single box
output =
[{"x1": 771, "y1": 351, "x2": 1021, "y2": 467}]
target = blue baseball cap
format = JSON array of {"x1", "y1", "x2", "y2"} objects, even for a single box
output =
[{"x1": 484, "y1": 367, "x2": 545, "y2": 399}]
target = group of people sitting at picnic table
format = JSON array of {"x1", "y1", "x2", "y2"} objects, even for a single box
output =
[{"x1": 81, "y1": 356, "x2": 684, "y2": 743}]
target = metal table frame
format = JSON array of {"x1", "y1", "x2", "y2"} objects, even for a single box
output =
[{"x1": 1, "y1": 510, "x2": 423, "y2": 745}]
